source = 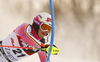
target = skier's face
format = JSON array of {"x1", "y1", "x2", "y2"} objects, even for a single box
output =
[{"x1": 38, "y1": 28, "x2": 48, "y2": 38}]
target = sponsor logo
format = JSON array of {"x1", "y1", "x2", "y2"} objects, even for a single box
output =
[
  {"x1": 5, "y1": 48, "x2": 18, "y2": 61},
  {"x1": 11, "y1": 38, "x2": 14, "y2": 46},
  {"x1": 46, "y1": 18, "x2": 51, "y2": 22}
]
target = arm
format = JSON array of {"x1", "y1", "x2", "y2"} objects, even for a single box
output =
[
  {"x1": 38, "y1": 51, "x2": 47, "y2": 62},
  {"x1": 38, "y1": 44, "x2": 59, "y2": 62}
]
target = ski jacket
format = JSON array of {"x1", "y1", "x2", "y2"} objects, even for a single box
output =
[{"x1": 1, "y1": 23, "x2": 47, "y2": 62}]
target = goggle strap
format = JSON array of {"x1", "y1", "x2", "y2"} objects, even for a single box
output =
[{"x1": 33, "y1": 18, "x2": 41, "y2": 26}]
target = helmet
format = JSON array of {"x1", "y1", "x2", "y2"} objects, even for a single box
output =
[{"x1": 33, "y1": 12, "x2": 52, "y2": 33}]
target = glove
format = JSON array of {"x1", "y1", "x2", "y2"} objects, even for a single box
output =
[
  {"x1": 42, "y1": 44, "x2": 60, "y2": 55},
  {"x1": 45, "y1": 44, "x2": 57, "y2": 48}
]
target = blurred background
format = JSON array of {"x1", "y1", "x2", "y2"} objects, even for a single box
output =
[{"x1": 0, "y1": 0, "x2": 100, "y2": 62}]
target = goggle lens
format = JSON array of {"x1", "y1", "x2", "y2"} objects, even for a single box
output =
[{"x1": 40, "y1": 24, "x2": 51, "y2": 33}]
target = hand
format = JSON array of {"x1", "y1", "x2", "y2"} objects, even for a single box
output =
[{"x1": 42, "y1": 44, "x2": 60, "y2": 55}]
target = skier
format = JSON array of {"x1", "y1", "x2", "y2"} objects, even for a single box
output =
[{"x1": 0, "y1": 12, "x2": 58, "y2": 62}]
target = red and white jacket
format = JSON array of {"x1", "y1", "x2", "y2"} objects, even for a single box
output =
[{"x1": 2, "y1": 23, "x2": 47, "y2": 62}]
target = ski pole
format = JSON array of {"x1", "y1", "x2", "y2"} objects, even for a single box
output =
[
  {"x1": 0, "y1": 45, "x2": 45, "y2": 51},
  {"x1": 0, "y1": 45, "x2": 60, "y2": 55},
  {"x1": 0, "y1": 45, "x2": 34, "y2": 49}
]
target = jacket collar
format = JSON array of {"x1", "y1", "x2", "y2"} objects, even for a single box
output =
[{"x1": 31, "y1": 27, "x2": 42, "y2": 40}]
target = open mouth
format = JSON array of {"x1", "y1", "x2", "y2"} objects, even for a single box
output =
[
  {"x1": 42, "y1": 32, "x2": 47, "y2": 36},
  {"x1": 42, "y1": 32, "x2": 46, "y2": 36}
]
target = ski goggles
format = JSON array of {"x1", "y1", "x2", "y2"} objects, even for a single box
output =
[
  {"x1": 33, "y1": 18, "x2": 51, "y2": 33},
  {"x1": 40, "y1": 23, "x2": 51, "y2": 33}
]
